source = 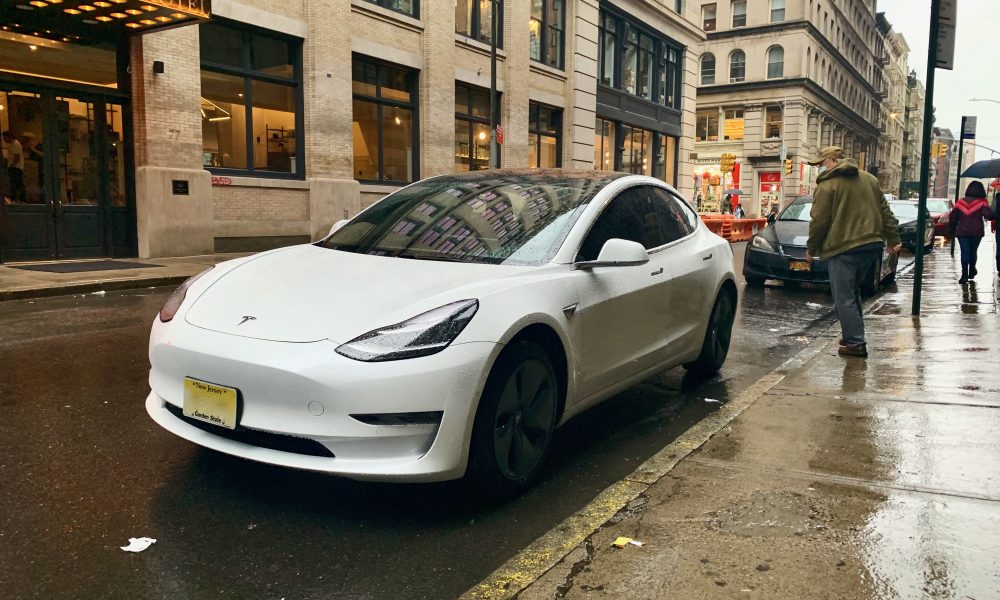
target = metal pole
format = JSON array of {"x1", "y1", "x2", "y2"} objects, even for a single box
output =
[
  {"x1": 489, "y1": 0, "x2": 498, "y2": 169},
  {"x1": 912, "y1": 0, "x2": 941, "y2": 316},
  {"x1": 951, "y1": 117, "x2": 967, "y2": 257}
]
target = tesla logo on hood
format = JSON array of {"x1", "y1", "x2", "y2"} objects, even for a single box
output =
[{"x1": 237, "y1": 316, "x2": 257, "y2": 326}]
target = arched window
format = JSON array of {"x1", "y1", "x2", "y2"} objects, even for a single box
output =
[
  {"x1": 701, "y1": 53, "x2": 716, "y2": 84},
  {"x1": 767, "y1": 46, "x2": 784, "y2": 78},
  {"x1": 729, "y1": 50, "x2": 746, "y2": 83}
]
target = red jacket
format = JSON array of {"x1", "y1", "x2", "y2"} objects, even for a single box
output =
[{"x1": 949, "y1": 197, "x2": 993, "y2": 238}]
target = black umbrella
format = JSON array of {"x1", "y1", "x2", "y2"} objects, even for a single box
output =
[{"x1": 960, "y1": 159, "x2": 1000, "y2": 178}]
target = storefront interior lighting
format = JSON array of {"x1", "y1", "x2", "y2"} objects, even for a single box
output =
[
  {"x1": 200, "y1": 97, "x2": 231, "y2": 117},
  {"x1": 208, "y1": 116, "x2": 231, "y2": 122}
]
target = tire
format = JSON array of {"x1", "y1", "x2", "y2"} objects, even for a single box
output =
[
  {"x1": 684, "y1": 289, "x2": 736, "y2": 376},
  {"x1": 467, "y1": 340, "x2": 560, "y2": 497}
]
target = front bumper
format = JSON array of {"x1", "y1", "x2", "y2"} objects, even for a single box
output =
[
  {"x1": 743, "y1": 245, "x2": 830, "y2": 283},
  {"x1": 146, "y1": 321, "x2": 500, "y2": 482}
]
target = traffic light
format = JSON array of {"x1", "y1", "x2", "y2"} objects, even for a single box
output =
[{"x1": 784, "y1": 159, "x2": 793, "y2": 175}]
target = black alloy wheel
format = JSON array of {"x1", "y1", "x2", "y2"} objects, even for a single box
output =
[
  {"x1": 468, "y1": 340, "x2": 559, "y2": 496},
  {"x1": 684, "y1": 290, "x2": 736, "y2": 376}
]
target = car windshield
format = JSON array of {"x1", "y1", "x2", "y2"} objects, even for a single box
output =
[
  {"x1": 779, "y1": 200, "x2": 813, "y2": 222},
  {"x1": 890, "y1": 202, "x2": 919, "y2": 221},
  {"x1": 319, "y1": 173, "x2": 614, "y2": 266},
  {"x1": 926, "y1": 199, "x2": 951, "y2": 213}
]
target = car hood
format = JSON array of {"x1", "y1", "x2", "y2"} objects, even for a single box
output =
[
  {"x1": 184, "y1": 244, "x2": 532, "y2": 343},
  {"x1": 766, "y1": 220, "x2": 810, "y2": 246}
]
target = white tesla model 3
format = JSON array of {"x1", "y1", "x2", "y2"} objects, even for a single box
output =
[{"x1": 146, "y1": 170, "x2": 737, "y2": 495}]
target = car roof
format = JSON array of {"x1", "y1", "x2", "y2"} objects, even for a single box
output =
[{"x1": 428, "y1": 168, "x2": 630, "y2": 185}]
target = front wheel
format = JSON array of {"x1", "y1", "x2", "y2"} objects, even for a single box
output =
[
  {"x1": 467, "y1": 341, "x2": 559, "y2": 497},
  {"x1": 684, "y1": 289, "x2": 736, "y2": 376}
]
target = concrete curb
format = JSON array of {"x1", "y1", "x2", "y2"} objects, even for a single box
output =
[{"x1": 0, "y1": 275, "x2": 189, "y2": 302}]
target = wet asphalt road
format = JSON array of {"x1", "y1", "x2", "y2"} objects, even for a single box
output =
[{"x1": 0, "y1": 244, "x2": 914, "y2": 600}]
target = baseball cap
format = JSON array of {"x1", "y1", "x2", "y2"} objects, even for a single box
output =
[{"x1": 807, "y1": 146, "x2": 845, "y2": 166}]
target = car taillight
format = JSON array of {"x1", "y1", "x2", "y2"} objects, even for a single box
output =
[{"x1": 159, "y1": 268, "x2": 213, "y2": 323}]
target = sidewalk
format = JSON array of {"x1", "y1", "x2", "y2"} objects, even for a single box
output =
[
  {"x1": 0, "y1": 254, "x2": 249, "y2": 301},
  {"x1": 467, "y1": 237, "x2": 1000, "y2": 599}
]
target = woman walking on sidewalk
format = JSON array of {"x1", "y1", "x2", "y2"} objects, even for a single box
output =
[{"x1": 949, "y1": 181, "x2": 993, "y2": 284}]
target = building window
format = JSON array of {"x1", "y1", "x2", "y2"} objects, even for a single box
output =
[
  {"x1": 658, "y1": 135, "x2": 678, "y2": 185},
  {"x1": 529, "y1": 0, "x2": 565, "y2": 69},
  {"x1": 594, "y1": 118, "x2": 615, "y2": 170},
  {"x1": 598, "y1": 9, "x2": 684, "y2": 109},
  {"x1": 528, "y1": 102, "x2": 561, "y2": 168},
  {"x1": 598, "y1": 14, "x2": 618, "y2": 86},
  {"x1": 765, "y1": 105, "x2": 783, "y2": 138},
  {"x1": 364, "y1": 0, "x2": 417, "y2": 17},
  {"x1": 729, "y1": 50, "x2": 746, "y2": 83},
  {"x1": 732, "y1": 0, "x2": 747, "y2": 27},
  {"x1": 696, "y1": 108, "x2": 720, "y2": 142},
  {"x1": 456, "y1": 0, "x2": 503, "y2": 47},
  {"x1": 200, "y1": 23, "x2": 303, "y2": 177},
  {"x1": 621, "y1": 124, "x2": 654, "y2": 176},
  {"x1": 701, "y1": 53, "x2": 716, "y2": 84},
  {"x1": 455, "y1": 83, "x2": 496, "y2": 171},
  {"x1": 702, "y1": 3, "x2": 717, "y2": 31},
  {"x1": 771, "y1": 0, "x2": 785, "y2": 22},
  {"x1": 352, "y1": 56, "x2": 418, "y2": 184},
  {"x1": 723, "y1": 108, "x2": 744, "y2": 140},
  {"x1": 767, "y1": 46, "x2": 784, "y2": 78}
]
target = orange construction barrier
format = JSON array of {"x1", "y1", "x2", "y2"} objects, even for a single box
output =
[{"x1": 701, "y1": 215, "x2": 770, "y2": 243}]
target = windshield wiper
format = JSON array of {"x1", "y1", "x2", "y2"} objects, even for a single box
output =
[
  {"x1": 778, "y1": 218, "x2": 809, "y2": 222},
  {"x1": 395, "y1": 252, "x2": 466, "y2": 263}
]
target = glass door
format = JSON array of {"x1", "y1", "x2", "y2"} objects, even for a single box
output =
[
  {"x1": 1, "y1": 90, "x2": 55, "y2": 260},
  {"x1": 54, "y1": 95, "x2": 106, "y2": 258}
]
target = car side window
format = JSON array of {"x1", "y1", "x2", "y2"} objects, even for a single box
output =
[{"x1": 576, "y1": 186, "x2": 669, "y2": 261}]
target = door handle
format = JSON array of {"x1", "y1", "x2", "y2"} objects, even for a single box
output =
[
  {"x1": 650, "y1": 267, "x2": 664, "y2": 276},
  {"x1": 702, "y1": 253, "x2": 713, "y2": 261}
]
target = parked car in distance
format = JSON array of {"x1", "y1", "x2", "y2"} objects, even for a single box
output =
[
  {"x1": 925, "y1": 197, "x2": 954, "y2": 236},
  {"x1": 890, "y1": 200, "x2": 935, "y2": 251},
  {"x1": 145, "y1": 170, "x2": 738, "y2": 496},
  {"x1": 743, "y1": 195, "x2": 898, "y2": 295}
]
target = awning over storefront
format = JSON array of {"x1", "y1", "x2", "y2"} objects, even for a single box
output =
[{"x1": 1, "y1": 0, "x2": 211, "y2": 44}]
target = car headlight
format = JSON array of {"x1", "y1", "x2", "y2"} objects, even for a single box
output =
[
  {"x1": 335, "y1": 299, "x2": 479, "y2": 362},
  {"x1": 159, "y1": 267, "x2": 213, "y2": 323},
  {"x1": 751, "y1": 235, "x2": 777, "y2": 252}
]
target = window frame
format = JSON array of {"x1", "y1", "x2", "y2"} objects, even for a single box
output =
[
  {"x1": 770, "y1": 0, "x2": 785, "y2": 22},
  {"x1": 700, "y1": 53, "x2": 716, "y2": 84},
  {"x1": 767, "y1": 45, "x2": 784, "y2": 79},
  {"x1": 529, "y1": 0, "x2": 565, "y2": 70},
  {"x1": 363, "y1": 0, "x2": 418, "y2": 18},
  {"x1": 454, "y1": 82, "x2": 500, "y2": 172},
  {"x1": 764, "y1": 105, "x2": 783, "y2": 139},
  {"x1": 199, "y1": 21, "x2": 305, "y2": 180},
  {"x1": 732, "y1": 0, "x2": 747, "y2": 27},
  {"x1": 351, "y1": 55, "x2": 420, "y2": 185},
  {"x1": 729, "y1": 50, "x2": 746, "y2": 83},
  {"x1": 456, "y1": 0, "x2": 504, "y2": 48},
  {"x1": 528, "y1": 101, "x2": 562, "y2": 168},
  {"x1": 702, "y1": 3, "x2": 717, "y2": 31},
  {"x1": 598, "y1": 7, "x2": 685, "y2": 110}
]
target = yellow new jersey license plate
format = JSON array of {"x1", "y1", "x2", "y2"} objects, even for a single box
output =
[
  {"x1": 789, "y1": 260, "x2": 811, "y2": 272},
  {"x1": 183, "y1": 377, "x2": 238, "y2": 430}
]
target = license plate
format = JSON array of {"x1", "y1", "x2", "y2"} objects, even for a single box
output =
[
  {"x1": 183, "y1": 377, "x2": 238, "y2": 430},
  {"x1": 789, "y1": 260, "x2": 811, "y2": 272}
]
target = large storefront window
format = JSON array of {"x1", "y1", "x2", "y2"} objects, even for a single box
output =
[
  {"x1": 593, "y1": 117, "x2": 676, "y2": 185},
  {"x1": 529, "y1": 0, "x2": 565, "y2": 69},
  {"x1": 658, "y1": 135, "x2": 677, "y2": 186},
  {"x1": 528, "y1": 102, "x2": 561, "y2": 168},
  {"x1": 594, "y1": 118, "x2": 615, "y2": 170},
  {"x1": 200, "y1": 23, "x2": 303, "y2": 177},
  {"x1": 456, "y1": 0, "x2": 503, "y2": 47},
  {"x1": 621, "y1": 125, "x2": 653, "y2": 176},
  {"x1": 352, "y1": 56, "x2": 418, "y2": 184},
  {"x1": 455, "y1": 83, "x2": 496, "y2": 171},
  {"x1": 597, "y1": 8, "x2": 683, "y2": 110},
  {"x1": 364, "y1": 0, "x2": 417, "y2": 17}
]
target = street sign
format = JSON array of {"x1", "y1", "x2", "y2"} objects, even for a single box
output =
[
  {"x1": 936, "y1": 0, "x2": 957, "y2": 70},
  {"x1": 962, "y1": 116, "x2": 977, "y2": 140}
]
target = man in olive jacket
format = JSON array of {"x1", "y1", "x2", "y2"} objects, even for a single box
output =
[{"x1": 805, "y1": 146, "x2": 901, "y2": 357}]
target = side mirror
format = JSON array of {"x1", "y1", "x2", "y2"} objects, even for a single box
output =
[
  {"x1": 574, "y1": 239, "x2": 650, "y2": 270},
  {"x1": 328, "y1": 219, "x2": 350, "y2": 238}
]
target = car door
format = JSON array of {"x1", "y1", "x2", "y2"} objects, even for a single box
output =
[{"x1": 569, "y1": 185, "x2": 677, "y2": 401}]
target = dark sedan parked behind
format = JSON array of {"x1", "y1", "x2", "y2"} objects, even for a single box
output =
[
  {"x1": 743, "y1": 195, "x2": 898, "y2": 295},
  {"x1": 890, "y1": 200, "x2": 936, "y2": 251}
]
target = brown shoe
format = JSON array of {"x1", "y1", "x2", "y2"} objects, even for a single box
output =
[
  {"x1": 838, "y1": 344, "x2": 868, "y2": 357},
  {"x1": 838, "y1": 338, "x2": 847, "y2": 346}
]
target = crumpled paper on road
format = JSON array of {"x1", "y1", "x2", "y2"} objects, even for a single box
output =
[{"x1": 120, "y1": 537, "x2": 157, "y2": 553}]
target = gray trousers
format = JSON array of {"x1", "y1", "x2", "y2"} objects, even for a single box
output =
[{"x1": 827, "y1": 249, "x2": 880, "y2": 346}]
